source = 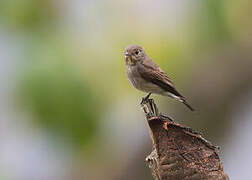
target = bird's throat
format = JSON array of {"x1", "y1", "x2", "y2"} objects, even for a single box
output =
[{"x1": 125, "y1": 56, "x2": 135, "y2": 65}]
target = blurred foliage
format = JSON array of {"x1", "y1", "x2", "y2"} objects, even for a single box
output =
[
  {"x1": 0, "y1": 0, "x2": 55, "y2": 31},
  {"x1": 224, "y1": 0, "x2": 252, "y2": 41},
  {"x1": 18, "y1": 59, "x2": 100, "y2": 148},
  {"x1": 203, "y1": 0, "x2": 231, "y2": 41},
  {"x1": 191, "y1": 0, "x2": 232, "y2": 50}
]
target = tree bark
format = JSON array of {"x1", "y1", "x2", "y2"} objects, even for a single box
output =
[{"x1": 141, "y1": 99, "x2": 229, "y2": 180}]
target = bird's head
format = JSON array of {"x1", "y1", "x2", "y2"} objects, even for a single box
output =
[{"x1": 124, "y1": 44, "x2": 145, "y2": 65}]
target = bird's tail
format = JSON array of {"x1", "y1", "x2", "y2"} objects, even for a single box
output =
[{"x1": 181, "y1": 99, "x2": 195, "y2": 111}]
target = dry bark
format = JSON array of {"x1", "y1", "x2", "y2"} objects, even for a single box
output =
[{"x1": 141, "y1": 99, "x2": 229, "y2": 180}]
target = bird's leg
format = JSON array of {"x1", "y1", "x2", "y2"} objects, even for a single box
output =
[
  {"x1": 144, "y1": 92, "x2": 152, "y2": 101},
  {"x1": 141, "y1": 93, "x2": 152, "y2": 104},
  {"x1": 149, "y1": 99, "x2": 159, "y2": 117}
]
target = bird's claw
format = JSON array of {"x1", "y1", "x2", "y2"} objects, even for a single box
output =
[{"x1": 159, "y1": 113, "x2": 174, "y2": 122}]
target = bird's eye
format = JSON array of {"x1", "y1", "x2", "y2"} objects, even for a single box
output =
[{"x1": 135, "y1": 50, "x2": 140, "y2": 55}]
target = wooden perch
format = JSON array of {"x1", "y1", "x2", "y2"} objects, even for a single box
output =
[{"x1": 140, "y1": 99, "x2": 229, "y2": 180}]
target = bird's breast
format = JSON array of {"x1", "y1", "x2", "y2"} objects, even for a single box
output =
[
  {"x1": 126, "y1": 65, "x2": 164, "y2": 94},
  {"x1": 126, "y1": 65, "x2": 141, "y2": 89}
]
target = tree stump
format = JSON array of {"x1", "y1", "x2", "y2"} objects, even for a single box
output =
[{"x1": 141, "y1": 99, "x2": 229, "y2": 180}]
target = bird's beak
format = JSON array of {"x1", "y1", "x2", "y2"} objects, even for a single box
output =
[
  {"x1": 124, "y1": 52, "x2": 132, "y2": 64},
  {"x1": 124, "y1": 52, "x2": 130, "y2": 57}
]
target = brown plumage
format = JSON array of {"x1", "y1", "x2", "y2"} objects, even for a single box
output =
[{"x1": 124, "y1": 44, "x2": 194, "y2": 111}]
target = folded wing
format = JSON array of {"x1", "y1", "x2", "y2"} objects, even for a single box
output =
[{"x1": 138, "y1": 58, "x2": 183, "y2": 98}]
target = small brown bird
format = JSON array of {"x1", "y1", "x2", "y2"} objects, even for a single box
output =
[{"x1": 124, "y1": 44, "x2": 194, "y2": 111}]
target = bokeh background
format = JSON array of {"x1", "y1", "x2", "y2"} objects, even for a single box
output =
[{"x1": 0, "y1": 0, "x2": 252, "y2": 179}]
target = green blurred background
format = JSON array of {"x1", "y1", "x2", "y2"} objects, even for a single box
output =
[{"x1": 0, "y1": 0, "x2": 252, "y2": 179}]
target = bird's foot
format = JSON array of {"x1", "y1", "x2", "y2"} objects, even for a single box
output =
[{"x1": 159, "y1": 113, "x2": 174, "y2": 122}]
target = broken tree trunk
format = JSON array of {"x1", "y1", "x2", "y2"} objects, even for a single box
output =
[{"x1": 141, "y1": 99, "x2": 229, "y2": 180}]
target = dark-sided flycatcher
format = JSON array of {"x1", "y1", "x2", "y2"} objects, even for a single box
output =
[{"x1": 124, "y1": 44, "x2": 194, "y2": 111}]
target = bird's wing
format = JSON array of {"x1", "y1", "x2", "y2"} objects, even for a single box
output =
[{"x1": 138, "y1": 58, "x2": 184, "y2": 98}]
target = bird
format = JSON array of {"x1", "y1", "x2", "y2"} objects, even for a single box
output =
[{"x1": 124, "y1": 44, "x2": 194, "y2": 111}]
